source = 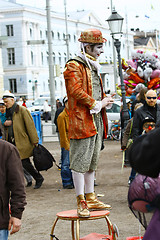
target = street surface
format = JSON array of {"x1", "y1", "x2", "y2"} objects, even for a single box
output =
[{"x1": 9, "y1": 139, "x2": 145, "y2": 240}]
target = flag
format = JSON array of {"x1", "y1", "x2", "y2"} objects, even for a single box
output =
[
  {"x1": 145, "y1": 15, "x2": 150, "y2": 18},
  {"x1": 151, "y1": 4, "x2": 154, "y2": 10}
]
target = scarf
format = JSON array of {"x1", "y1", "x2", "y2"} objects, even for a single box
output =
[{"x1": 6, "y1": 102, "x2": 17, "y2": 144}]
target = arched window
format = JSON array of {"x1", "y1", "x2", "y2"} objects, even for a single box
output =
[
  {"x1": 57, "y1": 32, "x2": 60, "y2": 40},
  {"x1": 31, "y1": 51, "x2": 34, "y2": 65},
  {"x1": 51, "y1": 31, "x2": 54, "y2": 39},
  {"x1": 64, "y1": 53, "x2": 67, "y2": 63},
  {"x1": 53, "y1": 52, "x2": 55, "y2": 64},
  {"x1": 58, "y1": 52, "x2": 61, "y2": 65}
]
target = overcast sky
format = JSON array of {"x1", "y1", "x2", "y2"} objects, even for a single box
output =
[{"x1": 16, "y1": 0, "x2": 160, "y2": 32}]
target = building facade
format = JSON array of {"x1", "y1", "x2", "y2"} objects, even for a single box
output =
[{"x1": 0, "y1": 0, "x2": 134, "y2": 100}]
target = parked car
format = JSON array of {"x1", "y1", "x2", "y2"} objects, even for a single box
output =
[
  {"x1": 106, "y1": 100, "x2": 121, "y2": 122},
  {"x1": 106, "y1": 100, "x2": 121, "y2": 137},
  {"x1": 31, "y1": 97, "x2": 51, "y2": 119}
]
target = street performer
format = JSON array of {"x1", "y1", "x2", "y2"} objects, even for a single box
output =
[{"x1": 64, "y1": 28, "x2": 114, "y2": 217}]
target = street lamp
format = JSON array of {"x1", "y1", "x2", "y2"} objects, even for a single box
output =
[{"x1": 107, "y1": 9, "x2": 129, "y2": 129}]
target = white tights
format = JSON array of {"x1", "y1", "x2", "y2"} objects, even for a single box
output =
[{"x1": 72, "y1": 170, "x2": 95, "y2": 196}]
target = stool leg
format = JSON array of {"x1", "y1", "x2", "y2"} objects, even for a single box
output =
[
  {"x1": 105, "y1": 216, "x2": 112, "y2": 235},
  {"x1": 50, "y1": 217, "x2": 59, "y2": 240},
  {"x1": 76, "y1": 219, "x2": 80, "y2": 240},
  {"x1": 71, "y1": 220, "x2": 75, "y2": 240}
]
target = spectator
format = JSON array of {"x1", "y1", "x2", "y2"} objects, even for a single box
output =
[
  {"x1": 54, "y1": 100, "x2": 64, "y2": 140},
  {"x1": 0, "y1": 139, "x2": 26, "y2": 239},
  {"x1": 43, "y1": 99, "x2": 50, "y2": 122},
  {"x1": 57, "y1": 97, "x2": 74, "y2": 189},
  {"x1": 122, "y1": 103, "x2": 143, "y2": 184},
  {"x1": 2, "y1": 90, "x2": 44, "y2": 189},
  {"x1": 22, "y1": 98, "x2": 27, "y2": 107},
  {"x1": 131, "y1": 86, "x2": 147, "y2": 117},
  {"x1": 132, "y1": 89, "x2": 160, "y2": 140},
  {"x1": 0, "y1": 100, "x2": 6, "y2": 139},
  {"x1": 0, "y1": 99, "x2": 32, "y2": 186},
  {"x1": 64, "y1": 28, "x2": 114, "y2": 217}
]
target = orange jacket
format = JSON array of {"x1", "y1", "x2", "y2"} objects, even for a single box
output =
[{"x1": 64, "y1": 57, "x2": 108, "y2": 140}]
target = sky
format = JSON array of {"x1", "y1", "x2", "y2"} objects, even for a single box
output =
[{"x1": 16, "y1": 0, "x2": 160, "y2": 32}]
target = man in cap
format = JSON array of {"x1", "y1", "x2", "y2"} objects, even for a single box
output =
[
  {"x1": 64, "y1": 28, "x2": 114, "y2": 217},
  {"x1": 2, "y1": 90, "x2": 44, "y2": 189}
]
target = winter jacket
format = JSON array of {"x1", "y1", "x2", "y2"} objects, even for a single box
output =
[
  {"x1": 57, "y1": 108, "x2": 70, "y2": 150},
  {"x1": 0, "y1": 140, "x2": 26, "y2": 230},
  {"x1": 132, "y1": 102, "x2": 160, "y2": 140},
  {"x1": 4, "y1": 104, "x2": 39, "y2": 159},
  {"x1": 63, "y1": 56, "x2": 108, "y2": 139}
]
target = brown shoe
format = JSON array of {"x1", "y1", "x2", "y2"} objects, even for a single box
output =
[
  {"x1": 85, "y1": 192, "x2": 112, "y2": 211},
  {"x1": 77, "y1": 194, "x2": 90, "y2": 218}
]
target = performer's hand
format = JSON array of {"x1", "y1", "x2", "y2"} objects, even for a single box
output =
[{"x1": 102, "y1": 97, "x2": 114, "y2": 108}]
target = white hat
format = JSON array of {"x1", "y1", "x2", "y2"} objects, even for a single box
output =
[
  {"x1": 0, "y1": 100, "x2": 5, "y2": 105},
  {"x1": 2, "y1": 90, "x2": 14, "y2": 99}
]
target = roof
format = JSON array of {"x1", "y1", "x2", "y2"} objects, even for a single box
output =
[{"x1": 134, "y1": 37, "x2": 150, "y2": 46}]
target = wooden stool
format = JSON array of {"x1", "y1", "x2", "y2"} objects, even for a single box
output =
[{"x1": 50, "y1": 209, "x2": 118, "y2": 240}]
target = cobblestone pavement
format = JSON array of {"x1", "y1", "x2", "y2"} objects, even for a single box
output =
[{"x1": 9, "y1": 140, "x2": 145, "y2": 240}]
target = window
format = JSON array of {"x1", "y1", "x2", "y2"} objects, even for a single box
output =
[
  {"x1": 64, "y1": 53, "x2": 67, "y2": 63},
  {"x1": 30, "y1": 28, "x2": 33, "y2": 38},
  {"x1": 9, "y1": 79, "x2": 17, "y2": 93},
  {"x1": 58, "y1": 52, "x2": 61, "y2": 65},
  {"x1": 51, "y1": 31, "x2": 54, "y2": 39},
  {"x1": 41, "y1": 52, "x2": 44, "y2": 65},
  {"x1": 7, "y1": 48, "x2": 15, "y2": 65},
  {"x1": 74, "y1": 35, "x2": 76, "y2": 42},
  {"x1": 40, "y1": 30, "x2": 42, "y2": 38},
  {"x1": 31, "y1": 51, "x2": 34, "y2": 65},
  {"x1": 57, "y1": 32, "x2": 60, "y2": 40},
  {"x1": 53, "y1": 52, "x2": 55, "y2": 64},
  {"x1": 6, "y1": 25, "x2": 14, "y2": 36}
]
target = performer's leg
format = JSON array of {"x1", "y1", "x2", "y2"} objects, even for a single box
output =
[{"x1": 72, "y1": 170, "x2": 90, "y2": 218}]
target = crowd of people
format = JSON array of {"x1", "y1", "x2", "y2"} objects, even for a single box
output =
[{"x1": 0, "y1": 27, "x2": 160, "y2": 239}]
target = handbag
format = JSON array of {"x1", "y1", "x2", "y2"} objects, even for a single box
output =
[{"x1": 33, "y1": 144, "x2": 59, "y2": 171}]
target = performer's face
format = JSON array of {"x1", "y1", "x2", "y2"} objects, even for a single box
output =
[{"x1": 86, "y1": 44, "x2": 104, "y2": 59}]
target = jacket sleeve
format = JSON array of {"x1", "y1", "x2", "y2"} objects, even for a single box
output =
[
  {"x1": 64, "y1": 61, "x2": 96, "y2": 109},
  {"x1": 7, "y1": 143, "x2": 26, "y2": 219},
  {"x1": 132, "y1": 110, "x2": 142, "y2": 140},
  {"x1": 57, "y1": 112, "x2": 70, "y2": 150}
]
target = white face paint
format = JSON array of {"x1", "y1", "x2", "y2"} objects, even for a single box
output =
[{"x1": 86, "y1": 44, "x2": 104, "y2": 59}]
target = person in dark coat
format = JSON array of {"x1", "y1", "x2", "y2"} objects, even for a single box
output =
[
  {"x1": 0, "y1": 140, "x2": 26, "y2": 239},
  {"x1": 132, "y1": 89, "x2": 160, "y2": 140}
]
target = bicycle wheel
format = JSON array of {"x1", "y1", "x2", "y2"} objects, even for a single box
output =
[{"x1": 110, "y1": 125, "x2": 121, "y2": 141}]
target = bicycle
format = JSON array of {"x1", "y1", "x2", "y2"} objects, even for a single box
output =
[{"x1": 110, "y1": 120, "x2": 121, "y2": 141}]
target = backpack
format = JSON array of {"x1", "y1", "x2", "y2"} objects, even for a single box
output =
[{"x1": 33, "y1": 144, "x2": 59, "y2": 171}]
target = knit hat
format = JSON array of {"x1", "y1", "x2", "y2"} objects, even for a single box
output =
[{"x1": 2, "y1": 90, "x2": 14, "y2": 99}]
